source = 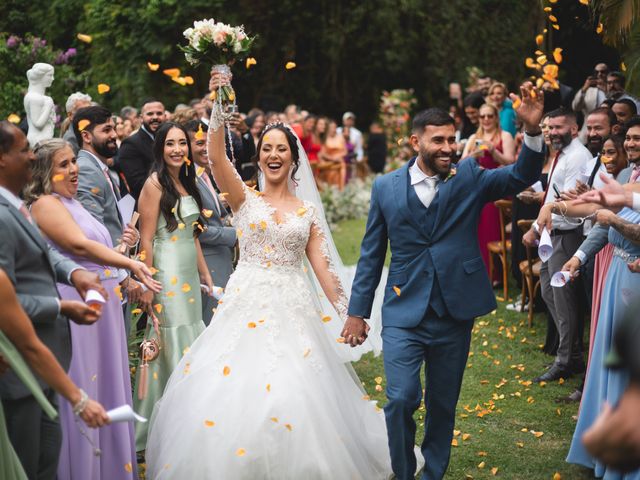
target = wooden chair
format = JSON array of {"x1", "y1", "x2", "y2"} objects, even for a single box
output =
[
  {"x1": 517, "y1": 219, "x2": 542, "y2": 327},
  {"x1": 488, "y1": 199, "x2": 512, "y2": 301}
]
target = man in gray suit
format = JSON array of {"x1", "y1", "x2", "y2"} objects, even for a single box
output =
[
  {"x1": 0, "y1": 121, "x2": 106, "y2": 479},
  {"x1": 72, "y1": 106, "x2": 149, "y2": 324},
  {"x1": 61, "y1": 91, "x2": 92, "y2": 154},
  {"x1": 185, "y1": 120, "x2": 236, "y2": 323}
]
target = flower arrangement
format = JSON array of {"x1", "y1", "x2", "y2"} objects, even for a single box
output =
[
  {"x1": 180, "y1": 19, "x2": 256, "y2": 104},
  {"x1": 320, "y1": 177, "x2": 374, "y2": 229},
  {"x1": 378, "y1": 89, "x2": 417, "y2": 172}
]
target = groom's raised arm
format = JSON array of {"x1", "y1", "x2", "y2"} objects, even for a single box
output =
[{"x1": 348, "y1": 179, "x2": 388, "y2": 319}]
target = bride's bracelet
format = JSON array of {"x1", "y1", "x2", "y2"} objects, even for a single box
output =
[{"x1": 72, "y1": 388, "x2": 89, "y2": 416}]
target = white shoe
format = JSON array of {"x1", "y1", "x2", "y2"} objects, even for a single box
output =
[{"x1": 506, "y1": 300, "x2": 529, "y2": 311}]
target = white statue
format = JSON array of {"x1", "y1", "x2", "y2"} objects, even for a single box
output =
[{"x1": 24, "y1": 63, "x2": 56, "y2": 147}]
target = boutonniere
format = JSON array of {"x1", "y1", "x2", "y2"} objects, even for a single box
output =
[{"x1": 444, "y1": 167, "x2": 457, "y2": 183}]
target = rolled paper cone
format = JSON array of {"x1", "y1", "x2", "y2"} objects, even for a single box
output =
[
  {"x1": 130, "y1": 212, "x2": 140, "y2": 227},
  {"x1": 85, "y1": 289, "x2": 106, "y2": 306},
  {"x1": 200, "y1": 284, "x2": 224, "y2": 301},
  {"x1": 538, "y1": 227, "x2": 553, "y2": 262},
  {"x1": 550, "y1": 270, "x2": 572, "y2": 288},
  {"x1": 107, "y1": 404, "x2": 147, "y2": 423},
  {"x1": 530, "y1": 181, "x2": 543, "y2": 193}
]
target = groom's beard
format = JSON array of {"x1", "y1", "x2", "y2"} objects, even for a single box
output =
[{"x1": 420, "y1": 149, "x2": 453, "y2": 177}]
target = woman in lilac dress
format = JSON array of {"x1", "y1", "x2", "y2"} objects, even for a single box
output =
[{"x1": 25, "y1": 139, "x2": 160, "y2": 479}]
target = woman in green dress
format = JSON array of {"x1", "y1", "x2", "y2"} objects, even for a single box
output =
[
  {"x1": 134, "y1": 123, "x2": 212, "y2": 451},
  {"x1": 0, "y1": 268, "x2": 108, "y2": 479}
]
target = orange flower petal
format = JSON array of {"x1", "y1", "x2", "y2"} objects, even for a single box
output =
[
  {"x1": 172, "y1": 76, "x2": 186, "y2": 86},
  {"x1": 478, "y1": 461, "x2": 486, "y2": 469},
  {"x1": 196, "y1": 166, "x2": 205, "y2": 176},
  {"x1": 7, "y1": 113, "x2": 20, "y2": 124},
  {"x1": 284, "y1": 423, "x2": 292, "y2": 431},
  {"x1": 184, "y1": 76, "x2": 194, "y2": 85},
  {"x1": 236, "y1": 448, "x2": 245, "y2": 456},
  {"x1": 154, "y1": 303, "x2": 163, "y2": 314},
  {"x1": 247, "y1": 322, "x2": 257, "y2": 328},
  {"x1": 535, "y1": 34, "x2": 544, "y2": 46},
  {"x1": 297, "y1": 207, "x2": 308, "y2": 216},
  {"x1": 491, "y1": 467, "x2": 498, "y2": 475},
  {"x1": 181, "y1": 283, "x2": 191, "y2": 293},
  {"x1": 52, "y1": 174, "x2": 65, "y2": 182},
  {"x1": 552, "y1": 24, "x2": 560, "y2": 30},
  {"x1": 553, "y1": 48, "x2": 563, "y2": 64},
  {"x1": 536, "y1": 55, "x2": 547, "y2": 65},
  {"x1": 393, "y1": 286, "x2": 401, "y2": 296},
  {"x1": 97, "y1": 83, "x2": 110, "y2": 94},
  {"x1": 170, "y1": 235, "x2": 178, "y2": 242},
  {"x1": 124, "y1": 462, "x2": 132, "y2": 473},
  {"x1": 321, "y1": 315, "x2": 331, "y2": 323},
  {"x1": 204, "y1": 420, "x2": 215, "y2": 427},
  {"x1": 178, "y1": 222, "x2": 185, "y2": 230},
  {"x1": 202, "y1": 209, "x2": 213, "y2": 218},
  {"x1": 195, "y1": 124, "x2": 204, "y2": 141},
  {"x1": 246, "y1": 57, "x2": 257, "y2": 69},
  {"x1": 77, "y1": 33, "x2": 93, "y2": 43},
  {"x1": 223, "y1": 365, "x2": 231, "y2": 376},
  {"x1": 285, "y1": 61, "x2": 296, "y2": 70},
  {"x1": 266, "y1": 383, "x2": 271, "y2": 392},
  {"x1": 170, "y1": 276, "x2": 177, "y2": 285},
  {"x1": 596, "y1": 23, "x2": 603, "y2": 34},
  {"x1": 147, "y1": 62, "x2": 160, "y2": 71},
  {"x1": 78, "y1": 119, "x2": 91, "y2": 132},
  {"x1": 163, "y1": 68, "x2": 180, "y2": 78},
  {"x1": 548, "y1": 14, "x2": 558, "y2": 22},
  {"x1": 131, "y1": 308, "x2": 142, "y2": 315},
  {"x1": 259, "y1": 220, "x2": 267, "y2": 230}
]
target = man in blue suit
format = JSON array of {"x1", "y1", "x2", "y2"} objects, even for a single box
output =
[{"x1": 344, "y1": 84, "x2": 545, "y2": 480}]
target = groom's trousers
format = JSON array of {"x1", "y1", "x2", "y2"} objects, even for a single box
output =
[{"x1": 383, "y1": 308, "x2": 473, "y2": 480}]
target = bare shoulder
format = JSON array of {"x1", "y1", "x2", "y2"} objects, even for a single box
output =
[
  {"x1": 142, "y1": 173, "x2": 162, "y2": 194},
  {"x1": 30, "y1": 194, "x2": 63, "y2": 215}
]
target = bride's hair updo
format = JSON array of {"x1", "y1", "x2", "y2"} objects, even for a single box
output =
[{"x1": 252, "y1": 122, "x2": 300, "y2": 183}]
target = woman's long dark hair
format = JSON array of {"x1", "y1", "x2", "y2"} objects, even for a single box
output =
[{"x1": 151, "y1": 122, "x2": 204, "y2": 234}]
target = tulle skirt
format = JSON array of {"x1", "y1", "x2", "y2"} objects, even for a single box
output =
[{"x1": 145, "y1": 262, "x2": 393, "y2": 479}]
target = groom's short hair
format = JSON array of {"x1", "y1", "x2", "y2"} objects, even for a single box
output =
[{"x1": 412, "y1": 108, "x2": 454, "y2": 133}]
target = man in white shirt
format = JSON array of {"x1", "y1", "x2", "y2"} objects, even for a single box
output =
[
  {"x1": 338, "y1": 112, "x2": 363, "y2": 163},
  {"x1": 523, "y1": 108, "x2": 592, "y2": 382},
  {"x1": 572, "y1": 63, "x2": 608, "y2": 143}
]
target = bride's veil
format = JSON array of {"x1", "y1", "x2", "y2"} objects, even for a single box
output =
[{"x1": 258, "y1": 125, "x2": 378, "y2": 363}]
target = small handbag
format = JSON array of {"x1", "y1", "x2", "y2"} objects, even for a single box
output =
[{"x1": 137, "y1": 314, "x2": 161, "y2": 400}]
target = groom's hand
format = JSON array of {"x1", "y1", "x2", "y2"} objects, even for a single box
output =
[
  {"x1": 342, "y1": 316, "x2": 369, "y2": 347},
  {"x1": 510, "y1": 81, "x2": 544, "y2": 135}
]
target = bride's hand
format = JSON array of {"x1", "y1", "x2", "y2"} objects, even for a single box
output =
[
  {"x1": 209, "y1": 70, "x2": 232, "y2": 91},
  {"x1": 341, "y1": 316, "x2": 369, "y2": 347}
]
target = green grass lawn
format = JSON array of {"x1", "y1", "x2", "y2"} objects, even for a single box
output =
[{"x1": 334, "y1": 218, "x2": 593, "y2": 480}]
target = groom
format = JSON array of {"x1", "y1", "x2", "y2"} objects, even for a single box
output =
[{"x1": 344, "y1": 83, "x2": 545, "y2": 479}]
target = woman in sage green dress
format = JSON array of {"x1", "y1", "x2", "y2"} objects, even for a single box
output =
[
  {"x1": 134, "y1": 123, "x2": 212, "y2": 451},
  {"x1": 0, "y1": 268, "x2": 108, "y2": 479}
]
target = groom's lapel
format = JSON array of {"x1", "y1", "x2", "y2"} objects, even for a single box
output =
[{"x1": 392, "y1": 160, "x2": 425, "y2": 235}]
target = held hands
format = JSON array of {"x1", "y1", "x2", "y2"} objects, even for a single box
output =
[
  {"x1": 341, "y1": 316, "x2": 370, "y2": 347},
  {"x1": 510, "y1": 82, "x2": 544, "y2": 133},
  {"x1": 60, "y1": 300, "x2": 100, "y2": 325}
]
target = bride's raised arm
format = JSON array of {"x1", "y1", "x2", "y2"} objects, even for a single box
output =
[{"x1": 206, "y1": 74, "x2": 246, "y2": 212}]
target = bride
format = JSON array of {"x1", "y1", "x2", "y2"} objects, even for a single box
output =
[{"x1": 145, "y1": 72, "x2": 397, "y2": 478}]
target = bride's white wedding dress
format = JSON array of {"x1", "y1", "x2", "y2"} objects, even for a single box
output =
[{"x1": 145, "y1": 183, "x2": 393, "y2": 479}]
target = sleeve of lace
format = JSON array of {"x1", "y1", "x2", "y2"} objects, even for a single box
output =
[
  {"x1": 305, "y1": 208, "x2": 348, "y2": 322},
  {"x1": 206, "y1": 102, "x2": 246, "y2": 212}
]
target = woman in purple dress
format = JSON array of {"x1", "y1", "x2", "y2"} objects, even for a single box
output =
[{"x1": 25, "y1": 139, "x2": 161, "y2": 479}]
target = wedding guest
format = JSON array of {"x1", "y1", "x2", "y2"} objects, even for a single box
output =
[
  {"x1": 184, "y1": 120, "x2": 236, "y2": 322},
  {"x1": 246, "y1": 112, "x2": 265, "y2": 147},
  {"x1": 300, "y1": 114, "x2": 317, "y2": 154},
  {"x1": 25, "y1": 138, "x2": 161, "y2": 480},
  {"x1": 0, "y1": 269, "x2": 109, "y2": 480},
  {"x1": 133, "y1": 122, "x2": 210, "y2": 451},
  {"x1": 488, "y1": 82, "x2": 517, "y2": 137},
  {"x1": 523, "y1": 108, "x2": 594, "y2": 382},
  {"x1": 612, "y1": 99, "x2": 638, "y2": 127},
  {"x1": 113, "y1": 115, "x2": 126, "y2": 146},
  {"x1": 60, "y1": 92, "x2": 92, "y2": 154},
  {"x1": 319, "y1": 119, "x2": 348, "y2": 190},
  {"x1": 227, "y1": 112, "x2": 256, "y2": 181},
  {"x1": 462, "y1": 103, "x2": 515, "y2": 283},
  {"x1": 606, "y1": 72, "x2": 640, "y2": 111},
  {"x1": 119, "y1": 99, "x2": 166, "y2": 201},
  {"x1": 342, "y1": 125, "x2": 356, "y2": 183},
  {"x1": 366, "y1": 122, "x2": 387, "y2": 174},
  {"x1": 0, "y1": 120, "x2": 105, "y2": 480},
  {"x1": 338, "y1": 111, "x2": 364, "y2": 164},
  {"x1": 307, "y1": 116, "x2": 327, "y2": 178},
  {"x1": 72, "y1": 106, "x2": 148, "y2": 325},
  {"x1": 460, "y1": 91, "x2": 484, "y2": 140},
  {"x1": 601, "y1": 134, "x2": 629, "y2": 177},
  {"x1": 120, "y1": 106, "x2": 139, "y2": 131},
  {"x1": 572, "y1": 64, "x2": 608, "y2": 143}
]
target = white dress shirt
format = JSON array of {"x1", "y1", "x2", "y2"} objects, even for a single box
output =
[
  {"x1": 409, "y1": 161, "x2": 440, "y2": 209},
  {"x1": 544, "y1": 137, "x2": 593, "y2": 230},
  {"x1": 337, "y1": 126, "x2": 364, "y2": 162}
]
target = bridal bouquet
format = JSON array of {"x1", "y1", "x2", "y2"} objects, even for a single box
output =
[{"x1": 180, "y1": 18, "x2": 255, "y2": 104}]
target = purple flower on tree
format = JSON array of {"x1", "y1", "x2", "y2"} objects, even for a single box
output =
[{"x1": 6, "y1": 35, "x2": 20, "y2": 48}]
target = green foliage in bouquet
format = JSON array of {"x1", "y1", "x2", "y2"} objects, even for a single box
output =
[{"x1": 378, "y1": 89, "x2": 417, "y2": 172}]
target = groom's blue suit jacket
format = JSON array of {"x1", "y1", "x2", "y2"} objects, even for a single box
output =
[{"x1": 348, "y1": 144, "x2": 543, "y2": 326}]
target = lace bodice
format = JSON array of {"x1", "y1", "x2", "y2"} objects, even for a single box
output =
[{"x1": 234, "y1": 188, "x2": 315, "y2": 268}]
